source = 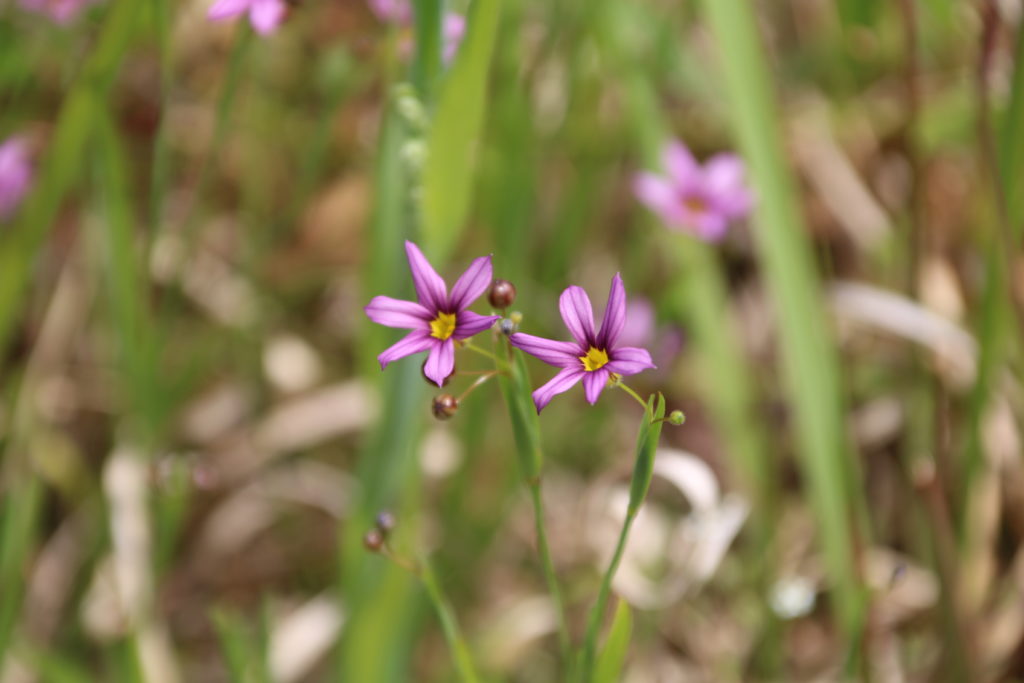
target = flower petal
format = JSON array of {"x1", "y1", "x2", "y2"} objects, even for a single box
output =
[
  {"x1": 705, "y1": 153, "x2": 753, "y2": 218},
  {"x1": 691, "y1": 210, "x2": 729, "y2": 242},
  {"x1": 249, "y1": 0, "x2": 285, "y2": 34},
  {"x1": 365, "y1": 296, "x2": 432, "y2": 330},
  {"x1": 510, "y1": 332, "x2": 581, "y2": 368},
  {"x1": 423, "y1": 338, "x2": 455, "y2": 386},
  {"x1": 208, "y1": 0, "x2": 251, "y2": 20},
  {"x1": 378, "y1": 330, "x2": 436, "y2": 369},
  {"x1": 606, "y1": 346, "x2": 656, "y2": 376},
  {"x1": 454, "y1": 311, "x2": 499, "y2": 339},
  {"x1": 405, "y1": 241, "x2": 448, "y2": 310},
  {"x1": 582, "y1": 369, "x2": 609, "y2": 404},
  {"x1": 532, "y1": 367, "x2": 584, "y2": 413},
  {"x1": 559, "y1": 285, "x2": 596, "y2": 346},
  {"x1": 448, "y1": 255, "x2": 492, "y2": 311},
  {"x1": 597, "y1": 273, "x2": 626, "y2": 348},
  {"x1": 664, "y1": 141, "x2": 699, "y2": 183},
  {"x1": 442, "y1": 12, "x2": 466, "y2": 62},
  {"x1": 633, "y1": 172, "x2": 680, "y2": 224}
]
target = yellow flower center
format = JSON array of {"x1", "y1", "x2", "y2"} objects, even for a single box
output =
[
  {"x1": 429, "y1": 312, "x2": 457, "y2": 340},
  {"x1": 684, "y1": 196, "x2": 707, "y2": 214},
  {"x1": 580, "y1": 346, "x2": 609, "y2": 372}
]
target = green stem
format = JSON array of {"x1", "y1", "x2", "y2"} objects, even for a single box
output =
[
  {"x1": 527, "y1": 481, "x2": 572, "y2": 660},
  {"x1": 578, "y1": 511, "x2": 636, "y2": 681},
  {"x1": 419, "y1": 559, "x2": 481, "y2": 683},
  {"x1": 462, "y1": 340, "x2": 505, "y2": 366}
]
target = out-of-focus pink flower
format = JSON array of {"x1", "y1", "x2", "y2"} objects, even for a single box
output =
[
  {"x1": 365, "y1": 241, "x2": 500, "y2": 386},
  {"x1": 511, "y1": 274, "x2": 656, "y2": 413},
  {"x1": 368, "y1": 0, "x2": 412, "y2": 24},
  {"x1": 18, "y1": 0, "x2": 99, "y2": 24},
  {"x1": 634, "y1": 140, "x2": 753, "y2": 242},
  {"x1": 442, "y1": 13, "x2": 466, "y2": 62},
  {"x1": 368, "y1": 0, "x2": 465, "y2": 64},
  {"x1": 0, "y1": 137, "x2": 33, "y2": 222},
  {"x1": 208, "y1": 0, "x2": 287, "y2": 36}
]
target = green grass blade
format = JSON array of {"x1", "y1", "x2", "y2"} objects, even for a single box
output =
[
  {"x1": 0, "y1": 0, "x2": 141, "y2": 357},
  {"x1": 593, "y1": 599, "x2": 633, "y2": 683},
  {"x1": 699, "y1": 0, "x2": 865, "y2": 637},
  {"x1": 420, "y1": 0, "x2": 502, "y2": 261},
  {"x1": 1000, "y1": 21, "x2": 1024, "y2": 233}
]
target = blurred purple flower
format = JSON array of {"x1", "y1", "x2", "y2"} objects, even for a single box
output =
[
  {"x1": 633, "y1": 140, "x2": 753, "y2": 242},
  {"x1": 18, "y1": 0, "x2": 99, "y2": 23},
  {"x1": 365, "y1": 241, "x2": 500, "y2": 386},
  {"x1": 368, "y1": 0, "x2": 465, "y2": 63},
  {"x1": 208, "y1": 0, "x2": 287, "y2": 36},
  {"x1": 0, "y1": 137, "x2": 33, "y2": 222},
  {"x1": 511, "y1": 274, "x2": 656, "y2": 413}
]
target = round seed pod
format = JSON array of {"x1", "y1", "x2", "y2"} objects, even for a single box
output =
[
  {"x1": 488, "y1": 279, "x2": 517, "y2": 308},
  {"x1": 363, "y1": 529, "x2": 385, "y2": 552},
  {"x1": 431, "y1": 394, "x2": 459, "y2": 420}
]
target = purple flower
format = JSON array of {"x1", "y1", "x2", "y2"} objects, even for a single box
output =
[
  {"x1": 365, "y1": 241, "x2": 500, "y2": 386},
  {"x1": 633, "y1": 140, "x2": 753, "y2": 242},
  {"x1": 368, "y1": 0, "x2": 465, "y2": 64},
  {"x1": 511, "y1": 274, "x2": 656, "y2": 413},
  {"x1": 0, "y1": 137, "x2": 33, "y2": 222},
  {"x1": 208, "y1": 0, "x2": 287, "y2": 36},
  {"x1": 18, "y1": 0, "x2": 99, "y2": 23}
]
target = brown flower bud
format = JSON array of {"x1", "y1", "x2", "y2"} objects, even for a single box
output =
[
  {"x1": 488, "y1": 279, "x2": 517, "y2": 308},
  {"x1": 422, "y1": 359, "x2": 454, "y2": 387},
  {"x1": 375, "y1": 510, "x2": 396, "y2": 534},
  {"x1": 363, "y1": 529, "x2": 385, "y2": 552},
  {"x1": 431, "y1": 394, "x2": 459, "y2": 420}
]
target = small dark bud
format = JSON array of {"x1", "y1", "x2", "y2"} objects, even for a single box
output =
[
  {"x1": 488, "y1": 279, "x2": 517, "y2": 308},
  {"x1": 431, "y1": 394, "x2": 459, "y2": 420},
  {"x1": 422, "y1": 359, "x2": 454, "y2": 387},
  {"x1": 500, "y1": 318, "x2": 517, "y2": 336},
  {"x1": 375, "y1": 510, "x2": 396, "y2": 534},
  {"x1": 667, "y1": 410, "x2": 686, "y2": 426},
  {"x1": 363, "y1": 529, "x2": 385, "y2": 552}
]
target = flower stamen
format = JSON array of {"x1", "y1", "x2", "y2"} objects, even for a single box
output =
[
  {"x1": 429, "y1": 312, "x2": 457, "y2": 340},
  {"x1": 579, "y1": 346, "x2": 609, "y2": 372}
]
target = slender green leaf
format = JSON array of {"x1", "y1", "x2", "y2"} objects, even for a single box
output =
[
  {"x1": 699, "y1": 0, "x2": 865, "y2": 637},
  {"x1": 420, "y1": 0, "x2": 502, "y2": 261},
  {"x1": 627, "y1": 393, "x2": 664, "y2": 515},
  {"x1": 593, "y1": 600, "x2": 633, "y2": 683}
]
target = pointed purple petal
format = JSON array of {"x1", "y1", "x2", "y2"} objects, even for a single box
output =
[
  {"x1": 442, "y1": 12, "x2": 465, "y2": 62},
  {"x1": 365, "y1": 296, "x2": 432, "y2": 329},
  {"x1": 378, "y1": 330, "x2": 436, "y2": 369},
  {"x1": 532, "y1": 367, "x2": 584, "y2": 413},
  {"x1": 559, "y1": 285, "x2": 596, "y2": 346},
  {"x1": 692, "y1": 211, "x2": 729, "y2": 242},
  {"x1": 208, "y1": 0, "x2": 250, "y2": 20},
  {"x1": 606, "y1": 346, "x2": 656, "y2": 376},
  {"x1": 423, "y1": 338, "x2": 455, "y2": 386},
  {"x1": 664, "y1": 141, "x2": 699, "y2": 183},
  {"x1": 454, "y1": 311, "x2": 499, "y2": 339},
  {"x1": 249, "y1": 0, "x2": 285, "y2": 34},
  {"x1": 582, "y1": 369, "x2": 609, "y2": 404},
  {"x1": 510, "y1": 332, "x2": 581, "y2": 368},
  {"x1": 405, "y1": 241, "x2": 448, "y2": 310},
  {"x1": 597, "y1": 273, "x2": 626, "y2": 348},
  {"x1": 448, "y1": 255, "x2": 493, "y2": 311}
]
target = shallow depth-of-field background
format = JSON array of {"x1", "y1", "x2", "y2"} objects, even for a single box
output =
[{"x1": 2, "y1": 0, "x2": 1024, "y2": 681}]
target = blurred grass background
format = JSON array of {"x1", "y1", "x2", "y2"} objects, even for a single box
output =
[{"x1": 2, "y1": 0, "x2": 1024, "y2": 680}]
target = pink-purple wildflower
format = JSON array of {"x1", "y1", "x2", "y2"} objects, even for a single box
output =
[
  {"x1": 633, "y1": 140, "x2": 753, "y2": 242},
  {"x1": 0, "y1": 137, "x2": 34, "y2": 222},
  {"x1": 368, "y1": 0, "x2": 465, "y2": 63},
  {"x1": 365, "y1": 241, "x2": 500, "y2": 387},
  {"x1": 208, "y1": 0, "x2": 287, "y2": 36},
  {"x1": 511, "y1": 274, "x2": 656, "y2": 413},
  {"x1": 18, "y1": 0, "x2": 99, "y2": 23}
]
